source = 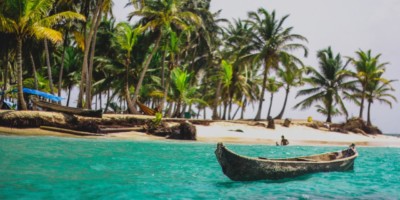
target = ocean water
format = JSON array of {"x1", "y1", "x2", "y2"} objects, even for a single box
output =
[{"x1": 0, "y1": 135, "x2": 399, "y2": 199}]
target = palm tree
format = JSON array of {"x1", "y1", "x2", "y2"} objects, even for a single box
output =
[
  {"x1": 54, "y1": 46, "x2": 82, "y2": 106},
  {"x1": 265, "y1": 77, "x2": 283, "y2": 119},
  {"x1": 0, "y1": 0, "x2": 85, "y2": 110},
  {"x1": 220, "y1": 19, "x2": 256, "y2": 120},
  {"x1": 295, "y1": 47, "x2": 354, "y2": 123},
  {"x1": 114, "y1": 22, "x2": 142, "y2": 113},
  {"x1": 274, "y1": 54, "x2": 305, "y2": 119},
  {"x1": 75, "y1": 0, "x2": 112, "y2": 109},
  {"x1": 170, "y1": 67, "x2": 204, "y2": 117},
  {"x1": 349, "y1": 50, "x2": 388, "y2": 119},
  {"x1": 365, "y1": 76, "x2": 397, "y2": 126},
  {"x1": 219, "y1": 60, "x2": 233, "y2": 119},
  {"x1": 245, "y1": 8, "x2": 308, "y2": 120},
  {"x1": 128, "y1": 0, "x2": 203, "y2": 112},
  {"x1": 315, "y1": 100, "x2": 342, "y2": 119}
]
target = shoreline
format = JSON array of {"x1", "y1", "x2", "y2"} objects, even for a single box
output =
[{"x1": 1, "y1": 121, "x2": 399, "y2": 147}]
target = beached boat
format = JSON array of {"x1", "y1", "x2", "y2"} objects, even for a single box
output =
[
  {"x1": 215, "y1": 143, "x2": 358, "y2": 181},
  {"x1": 31, "y1": 98, "x2": 102, "y2": 118}
]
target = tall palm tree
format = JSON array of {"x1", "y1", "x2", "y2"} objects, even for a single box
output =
[
  {"x1": 114, "y1": 22, "x2": 142, "y2": 113},
  {"x1": 128, "y1": 0, "x2": 203, "y2": 112},
  {"x1": 295, "y1": 47, "x2": 354, "y2": 123},
  {"x1": 349, "y1": 50, "x2": 388, "y2": 119},
  {"x1": 245, "y1": 8, "x2": 308, "y2": 120},
  {"x1": 0, "y1": 0, "x2": 85, "y2": 110}
]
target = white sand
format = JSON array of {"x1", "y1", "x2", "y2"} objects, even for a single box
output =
[
  {"x1": 1, "y1": 121, "x2": 399, "y2": 147},
  {"x1": 195, "y1": 122, "x2": 400, "y2": 147}
]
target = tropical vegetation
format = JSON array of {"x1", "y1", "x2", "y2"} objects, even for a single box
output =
[{"x1": 0, "y1": 0, "x2": 396, "y2": 127}]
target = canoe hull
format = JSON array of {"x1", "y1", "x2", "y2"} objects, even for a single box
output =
[
  {"x1": 215, "y1": 143, "x2": 357, "y2": 181},
  {"x1": 32, "y1": 98, "x2": 102, "y2": 118}
]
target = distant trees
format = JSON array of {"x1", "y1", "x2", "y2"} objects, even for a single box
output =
[
  {"x1": 294, "y1": 48, "x2": 396, "y2": 125},
  {"x1": 295, "y1": 47, "x2": 353, "y2": 123}
]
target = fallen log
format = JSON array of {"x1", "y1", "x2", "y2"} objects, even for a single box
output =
[
  {"x1": 98, "y1": 127, "x2": 144, "y2": 133},
  {"x1": 40, "y1": 126, "x2": 104, "y2": 136}
]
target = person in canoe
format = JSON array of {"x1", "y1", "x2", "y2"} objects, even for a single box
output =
[
  {"x1": 281, "y1": 135, "x2": 289, "y2": 146},
  {"x1": 343, "y1": 143, "x2": 357, "y2": 157}
]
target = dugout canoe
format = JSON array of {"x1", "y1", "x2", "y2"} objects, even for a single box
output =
[
  {"x1": 32, "y1": 98, "x2": 102, "y2": 118},
  {"x1": 215, "y1": 143, "x2": 358, "y2": 181}
]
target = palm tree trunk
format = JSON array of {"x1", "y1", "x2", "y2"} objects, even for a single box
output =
[
  {"x1": 0, "y1": 52, "x2": 8, "y2": 109},
  {"x1": 275, "y1": 87, "x2": 290, "y2": 119},
  {"x1": 125, "y1": 58, "x2": 135, "y2": 114},
  {"x1": 231, "y1": 99, "x2": 242, "y2": 120},
  {"x1": 44, "y1": 39, "x2": 54, "y2": 94},
  {"x1": 104, "y1": 89, "x2": 112, "y2": 113},
  {"x1": 240, "y1": 98, "x2": 247, "y2": 119},
  {"x1": 78, "y1": 0, "x2": 103, "y2": 108},
  {"x1": 66, "y1": 85, "x2": 72, "y2": 107},
  {"x1": 165, "y1": 102, "x2": 173, "y2": 117},
  {"x1": 222, "y1": 101, "x2": 228, "y2": 120},
  {"x1": 173, "y1": 100, "x2": 182, "y2": 118},
  {"x1": 29, "y1": 52, "x2": 38, "y2": 90},
  {"x1": 255, "y1": 62, "x2": 269, "y2": 120},
  {"x1": 228, "y1": 95, "x2": 233, "y2": 120},
  {"x1": 267, "y1": 93, "x2": 274, "y2": 119},
  {"x1": 131, "y1": 33, "x2": 162, "y2": 112},
  {"x1": 359, "y1": 85, "x2": 366, "y2": 119},
  {"x1": 212, "y1": 80, "x2": 222, "y2": 120},
  {"x1": 160, "y1": 64, "x2": 172, "y2": 114},
  {"x1": 58, "y1": 32, "x2": 68, "y2": 99},
  {"x1": 161, "y1": 38, "x2": 167, "y2": 88},
  {"x1": 16, "y1": 38, "x2": 27, "y2": 110},
  {"x1": 86, "y1": 10, "x2": 102, "y2": 109},
  {"x1": 367, "y1": 99, "x2": 372, "y2": 126},
  {"x1": 326, "y1": 96, "x2": 333, "y2": 123}
]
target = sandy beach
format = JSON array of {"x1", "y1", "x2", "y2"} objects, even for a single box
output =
[{"x1": 1, "y1": 120, "x2": 399, "y2": 147}]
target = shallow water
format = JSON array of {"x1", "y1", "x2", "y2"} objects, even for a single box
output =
[{"x1": 0, "y1": 135, "x2": 399, "y2": 199}]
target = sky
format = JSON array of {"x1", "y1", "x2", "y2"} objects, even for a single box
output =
[{"x1": 112, "y1": 0, "x2": 400, "y2": 133}]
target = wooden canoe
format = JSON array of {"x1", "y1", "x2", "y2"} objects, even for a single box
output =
[
  {"x1": 32, "y1": 98, "x2": 102, "y2": 118},
  {"x1": 215, "y1": 143, "x2": 358, "y2": 181}
]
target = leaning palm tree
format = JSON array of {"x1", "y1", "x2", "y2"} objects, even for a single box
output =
[
  {"x1": 245, "y1": 8, "x2": 308, "y2": 120},
  {"x1": 295, "y1": 47, "x2": 354, "y2": 123},
  {"x1": 113, "y1": 22, "x2": 142, "y2": 113},
  {"x1": 349, "y1": 50, "x2": 388, "y2": 119},
  {"x1": 274, "y1": 53, "x2": 305, "y2": 119},
  {"x1": 0, "y1": 0, "x2": 85, "y2": 110}
]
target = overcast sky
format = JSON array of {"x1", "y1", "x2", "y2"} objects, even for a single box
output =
[{"x1": 113, "y1": 0, "x2": 400, "y2": 133}]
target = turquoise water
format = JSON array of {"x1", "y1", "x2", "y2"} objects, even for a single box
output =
[{"x1": 0, "y1": 135, "x2": 399, "y2": 199}]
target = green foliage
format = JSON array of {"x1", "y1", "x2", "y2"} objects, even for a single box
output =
[
  {"x1": 152, "y1": 112, "x2": 163, "y2": 127},
  {"x1": 295, "y1": 47, "x2": 354, "y2": 122},
  {"x1": 220, "y1": 60, "x2": 233, "y2": 88},
  {"x1": 147, "y1": 112, "x2": 163, "y2": 132}
]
